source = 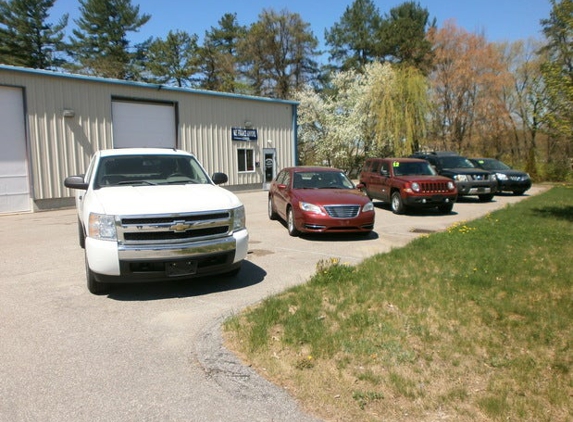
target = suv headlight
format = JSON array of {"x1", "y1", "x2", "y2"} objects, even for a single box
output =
[
  {"x1": 454, "y1": 175, "x2": 469, "y2": 182},
  {"x1": 411, "y1": 182, "x2": 421, "y2": 192},
  {"x1": 447, "y1": 181, "x2": 456, "y2": 190},
  {"x1": 231, "y1": 205, "x2": 246, "y2": 232},
  {"x1": 495, "y1": 173, "x2": 506, "y2": 181},
  {"x1": 88, "y1": 213, "x2": 117, "y2": 241}
]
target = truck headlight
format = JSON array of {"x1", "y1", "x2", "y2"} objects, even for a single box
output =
[
  {"x1": 454, "y1": 175, "x2": 469, "y2": 182},
  {"x1": 88, "y1": 213, "x2": 117, "y2": 241},
  {"x1": 232, "y1": 205, "x2": 246, "y2": 232},
  {"x1": 496, "y1": 173, "x2": 507, "y2": 181}
]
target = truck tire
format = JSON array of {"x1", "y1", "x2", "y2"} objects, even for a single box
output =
[
  {"x1": 478, "y1": 194, "x2": 494, "y2": 202},
  {"x1": 78, "y1": 218, "x2": 85, "y2": 249},
  {"x1": 391, "y1": 192, "x2": 406, "y2": 214},
  {"x1": 85, "y1": 253, "x2": 109, "y2": 295}
]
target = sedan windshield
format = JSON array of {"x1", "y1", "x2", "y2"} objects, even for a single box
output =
[
  {"x1": 94, "y1": 155, "x2": 210, "y2": 188},
  {"x1": 293, "y1": 171, "x2": 355, "y2": 189}
]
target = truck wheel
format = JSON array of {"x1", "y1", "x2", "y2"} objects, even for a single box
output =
[
  {"x1": 268, "y1": 196, "x2": 278, "y2": 220},
  {"x1": 78, "y1": 218, "x2": 85, "y2": 249},
  {"x1": 85, "y1": 253, "x2": 109, "y2": 295},
  {"x1": 478, "y1": 194, "x2": 494, "y2": 202},
  {"x1": 391, "y1": 192, "x2": 405, "y2": 214},
  {"x1": 287, "y1": 207, "x2": 300, "y2": 237}
]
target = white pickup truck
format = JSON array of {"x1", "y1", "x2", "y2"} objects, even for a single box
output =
[{"x1": 64, "y1": 148, "x2": 249, "y2": 295}]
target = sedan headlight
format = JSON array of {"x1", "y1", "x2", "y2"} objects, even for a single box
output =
[
  {"x1": 299, "y1": 201, "x2": 322, "y2": 214},
  {"x1": 231, "y1": 205, "x2": 246, "y2": 232},
  {"x1": 88, "y1": 213, "x2": 117, "y2": 241},
  {"x1": 454, "y1": 175, "x2": 469, "y2": 182},
  {"x1": 362, "y1": 201, "x2": 374, "y2": 212}
]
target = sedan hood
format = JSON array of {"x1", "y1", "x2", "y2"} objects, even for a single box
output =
[
  {"x1": 295, "y1": 188, "x2": 370, "y2": 205},
  {"x1": 91, "y1": 184, "x2": 242, "y2": 215}
]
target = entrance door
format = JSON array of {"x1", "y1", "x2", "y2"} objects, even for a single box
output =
[
  {"x1": 262, "y1": 148, "x2": 276, "y2": 190},
  {"x1": 0, "y1": 86, "x2": 31, "y2": 213}
]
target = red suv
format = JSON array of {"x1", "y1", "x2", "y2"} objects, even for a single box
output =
[{"x1": 359, "y1": 158, "x2": 457, "y2": 214}]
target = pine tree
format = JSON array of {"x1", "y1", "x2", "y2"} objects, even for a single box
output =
[
  {"x1": 0, "y1": 0, "x2": 68, "y2": 69},
  {"x1": 67, "y1": 0, "x2": 150, "y2": 79},
  {"x1": 324, "y1": 0, "x2": 382, "y2": 71}
]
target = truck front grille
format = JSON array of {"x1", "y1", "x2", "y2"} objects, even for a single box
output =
[{"x1": 117, "y1": 211, "x2": 231, "y2": 244}]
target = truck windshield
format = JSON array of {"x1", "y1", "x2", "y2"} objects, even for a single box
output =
[{"x1": 94, "y1": 155, "x2": 210, "y2": 188}]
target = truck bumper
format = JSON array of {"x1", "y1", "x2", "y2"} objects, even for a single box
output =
[{"x1": 85, "y1": 229, "x2": 249, "y2": 282}]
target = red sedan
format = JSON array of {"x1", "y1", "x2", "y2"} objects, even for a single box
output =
[{"x1": 268, "y1": 166, "x2": 375, "y2": 236}]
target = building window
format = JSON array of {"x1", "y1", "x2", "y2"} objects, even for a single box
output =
[{"x1": 238, "y1": 149, "x2": 255, "y2": 172}]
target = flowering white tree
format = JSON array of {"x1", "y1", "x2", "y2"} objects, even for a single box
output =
[{"x1": 296, "y1": 62, "x2": 398, "y2": 173}]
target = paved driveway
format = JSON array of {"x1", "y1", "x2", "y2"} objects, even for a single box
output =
[{"x1": 0, "y1": 186, "x2": 547, "y2": 421}]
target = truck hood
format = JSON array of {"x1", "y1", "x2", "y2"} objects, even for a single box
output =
[{"x1": 91, "y1": 184, "x2": 242, "y2": 215}]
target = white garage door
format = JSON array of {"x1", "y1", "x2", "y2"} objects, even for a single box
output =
[
  {"x1": 0, "y1": 86, "x2": 31, "y2": 213},
  {"x1": 112, "y1": 101, "x2": 176, "y2": 148}
]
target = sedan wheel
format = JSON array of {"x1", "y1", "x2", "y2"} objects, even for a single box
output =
[
  {"x1": 287, "y1": 207, "x2": 300, "y2": 237},
  {"x1": 268, "y1": 196, "x2": 278, "y2": 220}
]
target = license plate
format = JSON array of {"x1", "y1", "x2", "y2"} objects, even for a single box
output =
[
  {"x1": 166, "y1": 260, "x2": 197, "y2": 277},
  {"x1": 469, "y1": 187, "x2": 491, "y2": 194}
]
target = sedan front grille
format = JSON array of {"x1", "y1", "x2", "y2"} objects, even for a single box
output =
[{"x1": 324, "y1": 205, "x2": 360, "y2": 218}]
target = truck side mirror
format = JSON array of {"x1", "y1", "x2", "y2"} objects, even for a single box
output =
[{"x1": 211, "y1": 172, "x2": 228, "y2": 185}]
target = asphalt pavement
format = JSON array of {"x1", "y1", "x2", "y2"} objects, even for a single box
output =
[{"x1": 0, "y1": 186, "x2": 548, "y2": 421}]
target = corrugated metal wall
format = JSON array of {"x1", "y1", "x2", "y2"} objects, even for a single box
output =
[{"x1": 0, "y1": 66, "x2": 296, "y2": 208}]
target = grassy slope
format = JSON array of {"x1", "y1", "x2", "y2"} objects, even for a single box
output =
[{"x1": 224, "y1": 186, "x2": 573, "y2": 422}]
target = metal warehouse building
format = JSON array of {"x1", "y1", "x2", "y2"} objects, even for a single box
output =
[{"x1": 0, "y1": 65, "x2": 298, "y2": 214}]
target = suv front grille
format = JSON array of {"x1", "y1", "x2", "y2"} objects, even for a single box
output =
[
  {"x1": 419, "y1": 182, "x2": 451, "y2": 193},
  {"x1": 324, "y1": 205, "x2": 360, "y2": 218},
  {"x1": 117, "y1": 211, "x2": 231, "y2": 244}
]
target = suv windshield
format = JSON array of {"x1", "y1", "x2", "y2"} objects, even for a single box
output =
[
  {"x1": 475, "y1": 159, "x2": 511, "y2": 171},
  {"x1": 394, "y1": 161, "x2": 436, "y2": 176},
  {"x1": 439, "y1": 156, "x2": 475, "y2": 169},
  {"x1": 95, "y1": 155, "x2": 210, "y2": 188}
]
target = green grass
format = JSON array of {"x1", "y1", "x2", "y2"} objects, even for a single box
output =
[{"x1": 224, "y1": 185, "x2": 573, "y2": 422}]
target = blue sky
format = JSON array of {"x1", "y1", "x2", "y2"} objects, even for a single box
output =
[{"x1": 51, "y1": 0, "x2": 551, "y2": 47}]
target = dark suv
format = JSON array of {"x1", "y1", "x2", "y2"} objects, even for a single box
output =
[{"x1": 410, "y1": 151, "x2": 497, "y2": 202}]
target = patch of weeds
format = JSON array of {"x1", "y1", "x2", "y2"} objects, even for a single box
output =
[{"x1": 352, "y1": 390, "x2": 384, "y2": 410}]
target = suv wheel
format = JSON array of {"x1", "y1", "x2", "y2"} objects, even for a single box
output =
[
  {"x1": 391, "y1": 192, "x2": 406, "y2": 214},
  {"x1": 438, "y1": 203, "x2": 454, "y2": 214},
  {"x1": 478, "y1": 194, "x2": 494, "y2": 202}
]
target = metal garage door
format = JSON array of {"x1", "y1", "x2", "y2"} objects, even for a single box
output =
[
  {"x1": 112, "y1": 100, "x2": 176, "y2": 148},
  {"x1": 0, "y1": 86, "x2": 31, "y2": 213}
]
